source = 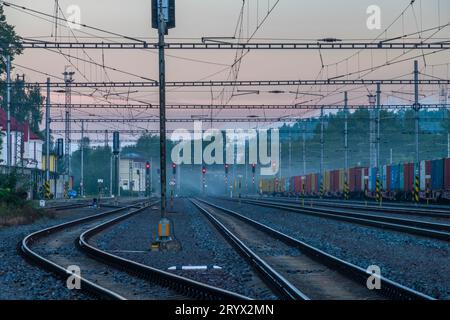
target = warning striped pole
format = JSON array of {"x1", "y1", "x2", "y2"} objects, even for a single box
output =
[
  {"x1": 414, "y1": 175, "x2": 420, "y2": 203},
  {"x1": 376, "y1": 177, "x2": 381, "y2": 203},
  {"x1": 44, "y1": 181, "x2": 51, "y2": 199},
  {"x1": 344, "y1": 181, "x2": 349, "y2": 200}
]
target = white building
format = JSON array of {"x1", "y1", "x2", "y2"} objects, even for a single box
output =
[
  {"x1": 0, "y1": 108, "x2": 44, "y2": 169},
  {"x1": 119, "y1": 153, "x2": 149, "y2": 193}
]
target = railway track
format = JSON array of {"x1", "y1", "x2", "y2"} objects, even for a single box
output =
[
  {"x1": 251, "y1": 196, "x2": 450, "y2": 219},
  {"x1": 231, "y1": 198, "x2": 450, "y2": 242},
  {"x1": 192, "y1": 198, "x2": 433, "y2": 300},
  {"x1": 21, "y1": 200, "x2": 249, "y2": 300}
]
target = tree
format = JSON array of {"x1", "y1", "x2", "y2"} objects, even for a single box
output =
[{"x1": 0, "y1": 4, "x2": 23, "y2": 74}]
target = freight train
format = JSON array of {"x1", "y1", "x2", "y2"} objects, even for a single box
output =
[{"x1": 259, "y1": 157, "x2": 450, "y2": 203}]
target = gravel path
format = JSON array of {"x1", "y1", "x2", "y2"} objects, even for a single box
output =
[
  {"x1": 210, "y1": 197, "x2": 450, "y2": 300},
  {"x1": 0, "y1": 206, "x2": 111, "y2": 300},
  {"x1": 91, "y1": 198, "x2": 277, "y2": 300}
]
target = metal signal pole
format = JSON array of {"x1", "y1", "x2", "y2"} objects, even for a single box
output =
[
  {"x1": 46, "y1": 78, "x2": 51, "y2": 182},
  {"x1": 413, "y1": 60, "x2": 421, "y2": 203},
  {"x1": 158, "y1": 0, "x2": 168, "y2": 219},
  {"x1": 80, "y1": 120, "x2": 84, "y2": 197},
  {"x1": 6, "y1": 55, "x2": 11, "y2": 170}
]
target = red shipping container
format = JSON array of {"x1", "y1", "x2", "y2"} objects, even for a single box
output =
[
  {"x1": 363, "y1": 167, "x2": 369, "y2": 191},
  {"x1": 404, "y1": 163, "x2": 415, "y2": 192},
  {"x1": 306, "y1": 174, "x2": 312, "y2": 193},
  {"x1": 386, "y1": 165, "x2": 392, "y2": 191},
  {"x1": 332, "y1": 170, "x2": 340, "y2": 193},
  {"x1": 349, "y1": 167, "x2": 364, "y2": 192},
  {"x1": 445, "y1": 158, "x2": 450, "y2": 190},
  {"x1": 295, "y1": 177, "x2": 306, "y2": 193}
]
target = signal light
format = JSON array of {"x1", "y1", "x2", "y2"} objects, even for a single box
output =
[
  {"x1": 252, "y1": 163, "x2": 256, "y2": 174},
  {"x1": 202, "y1": 167, "x2": 206, "y2": 174},
  {"x1": 146, "y1": 162, "x2": 150, "y2": 170},
  {"x1": 225, "y1": 164, "x2": 229, "y2": 174},
  {"x1": 172, "y1": 163, "x2": 177, "y2": 175}
]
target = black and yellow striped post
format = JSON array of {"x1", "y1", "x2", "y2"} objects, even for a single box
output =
[
  {"x1": 414, "y1": 175, "x2": 420, "y2": 203},
  {"x1": 376, "y1": 177, "x2": 381, "y2": 203},
  {"x1": 43, "y1": 181, "x2": 51, "y2": 200},
  {"x1": 344, "y1": 180, "x2": 349, "y2": 200}
]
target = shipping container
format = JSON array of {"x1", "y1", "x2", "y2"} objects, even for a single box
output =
[
  {"x1": 349, "y1": 167, "x2": 364, "y2": 192},
  {"x1": 420, "y1": 160, "x2": 431, "y2": 191},
  {"x1": 324, "y1": 171, "x2": 331, "y2": 192},
  {"x1": 399, "y1": 164, "x2": 405, "y2": 191},
  {"x1": 403, "y1": 163, "x2": 415, "y2": 192},
  {"x1": 381, "y1": 165, "x2": 387, "y2": 190},
  {"x1": 368, "y1": 167, "x2": 377, "y2": 192},
  {"x1": 445, "y1": 158, "x2": 450, "y2": 190},
  {"x1": 312, "y1": 173, "x2": 318, "y2": 193},
  {"x1": 430, "y1": 159, "x2": 444, "y2": 190},
  {"x1": 339, "y1": 169, "x2": 345, "y2": 192},
  {"x1": 386, "y1": 165, "x2": 392, "y2": 191},
  {"x1": 390, "y1": 164, "x2": 400, "y2": 191}
]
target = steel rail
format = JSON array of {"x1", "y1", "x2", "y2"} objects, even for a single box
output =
[
  {"x1": 21, "y1": 200, "x2": 249, "y2": 300},
  {"x1": 79, "y1": 203, "x2": 251, "y2": 301},
  {"x1": 20, "y1": 203, "x2": 143, "y2": 299},
  {"x1": 250, "y1": 196, "x2": 450, "y2": 219},
  {"x1": 236, "y1": 198, "x2": 450, "y2": 242},
  {"x1": 196, "y1": 198, "x2": 434, "y2": 300},
  {"x1": 191, "y1": 199, "x2": 309, "y2": 300}
]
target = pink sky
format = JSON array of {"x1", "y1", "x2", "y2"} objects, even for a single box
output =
[{"x1": 3, "y1": 0, "x2": 450, "y2": 144}]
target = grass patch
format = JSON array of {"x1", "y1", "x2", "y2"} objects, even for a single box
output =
[{"x1": 0, "y1": 203, "x2": 56, "y2": 227}]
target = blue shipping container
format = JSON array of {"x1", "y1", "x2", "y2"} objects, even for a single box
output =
[
  {"x1": 391, "y1": 165, "x2": 400, "y2": 191},
  {"x1": 369, "y1": 168, "x2": 377, "y2": 192},
  {"x1": 431, "y1": 159, "x2": 444, "y2": 190},
  {"x1": 399, "y1": 165, "x2": 405, "y2": 191},
  {"x1": 381, "y1": 166, "x2": 387, "y2": 190}
]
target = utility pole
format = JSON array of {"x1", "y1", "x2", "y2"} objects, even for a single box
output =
[
  {"x1": 413, "y1": 60, "x2": 421, "y2": 203},
  {"x1": 158, "y1": 0, "x2": 168, "y2": 231},
  {"x1": 45, "y1": 77, "x2": 50, "y2": 182},
  {"x1": 80, "y1": 120, "x2": 84, "y2": 197},
  {"x1": 129, "y1": 159, "x2": 133, "y2": 195},
  {"x1": 110, "y1": 155, "x2": 113, "y2": 198},
  {"x1": 376, "y1": 83, "x2": 382, "y2": 204},
  {"x1": 6, "y1": 55, "x2": 11, "y2": 170},
  {"x1": 113, "y1": 131, "x2": 120, "y2": 198},
  {"x1": 302, "y1": 120, "x2": 306, "y2": 176},
  {"x1": 344, "y1": 92, "x2": 349, "y2": 200},
  {"x1": 63, "y1": 69, "x2": 74, "y2": 196},
  {"x1": 376, "y1": 83, "x2": 381, "y2": 171},
  {"x1": 320, "y1": 106, "x2": 324, "y2": 198},
  {"x1": 288, "y1": 127, "x2": 292, "y2": 178}
]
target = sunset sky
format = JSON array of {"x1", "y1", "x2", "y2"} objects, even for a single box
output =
[{"x1": 3, "y1": 0, "x2": 450, "y2": 143}]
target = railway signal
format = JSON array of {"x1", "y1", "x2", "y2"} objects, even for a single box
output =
[
  {"x1": 224, "y1": 164, "x2": 229, "y2": 195},
  {"x1": 145, "y1": 161, "x2": 151, "y2": 197},
  {"x1": 202, "y1": 166, "x2": 206, "y2": 194}
]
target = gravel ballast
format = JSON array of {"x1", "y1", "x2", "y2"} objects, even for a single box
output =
[
  {"x1": 92, "y1": 198, "x2": 277, "y2": 300},
  {"x1": 210, "y1": 197, "x2": 450, "y2": 299},
  {"x1": 0, "y1": 206, "x2": 111, "y2": 300}
]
